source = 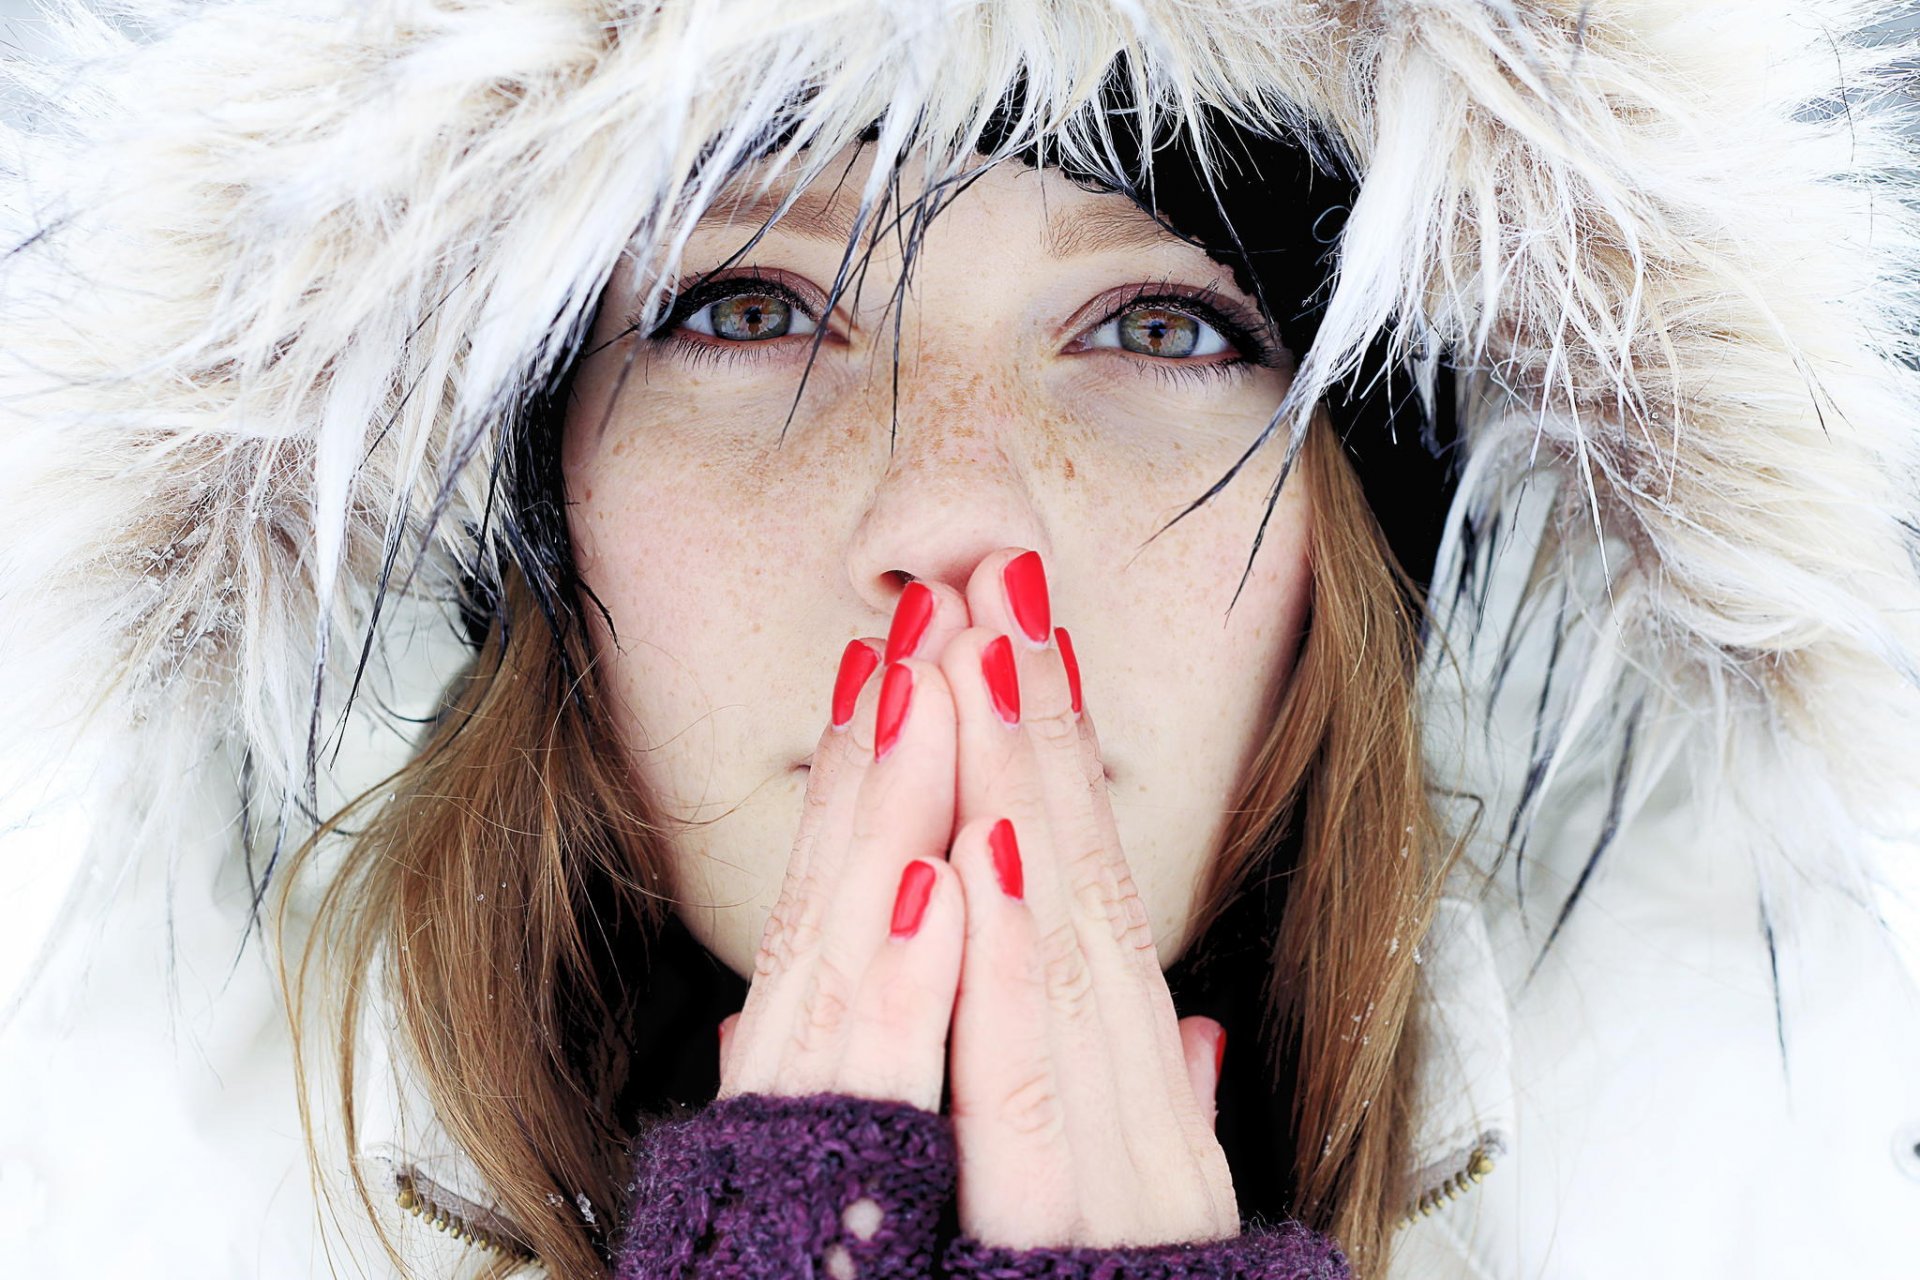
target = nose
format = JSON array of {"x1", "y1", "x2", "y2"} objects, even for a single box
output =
[{"x1": 843, "y1": 372, "x2": 1050, "y2": 617}]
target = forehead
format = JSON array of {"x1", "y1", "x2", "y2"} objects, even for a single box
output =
[{"x1": 690, "y1": 146, "x2": 1202, "y2": 264}]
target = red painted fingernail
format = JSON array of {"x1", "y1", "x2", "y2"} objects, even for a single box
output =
[
  {"x1": 831, "y1": 640, "x2": 880, "y2": 730},
  {"x1": 889, "y1": 860, "x2": 936, "y2": 938},
  {"x1": 1213, "y1": 1026, "x2": 1227, "y2": 1079},
  {"x1": 981, "y1": 635, "x2": 1020, "y2": 726},
  {"x1": 874, "y1": 662, "x2": 913, "y2": 761},
  {"x1": 1002, "y1": 551, "x2": 1051, "y2": 647},
  {"x1": 988, "y1": 818, "x2": 1023, "y2": 900},
  {"x1": 1055, "y1": 626, "x2": 1082, "y2": 716},
  {"x1": 883, "y1": 581, "x2": 935, "y2": 665}
]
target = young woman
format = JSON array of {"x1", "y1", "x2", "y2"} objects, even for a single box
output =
[{"x1": 3, "y1": 3, "x2": 1918, "y2": 1279}]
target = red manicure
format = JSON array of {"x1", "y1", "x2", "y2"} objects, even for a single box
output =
[
  {"x1": 831, "y1": 640, "x2": 880, "y2": 730},
  {"x1": 1214, "y1": 1026, "x2": 1227, "y2": 1079},
  {"x1": 883, "y1": 581, "x2": 934, "y2": 664},
  {"x1": 874, "y1": 662, "x2": 913, "y2": 761},
  {"x1": 981, "y1": 635, "x2": 1020, "y2": 726},
  {"x1": 1056, "y1": 626, "x2": 1082, "y2": 716},
  {"x1": 988, "y1": 818, "x2": 1023, "y2": 900},
  {"x1": 890, "y1": 860, "x2": 935, "y2": 938},
  {"x1": 1002, "y1": 551, "x2": 1051, "y2": 647}
]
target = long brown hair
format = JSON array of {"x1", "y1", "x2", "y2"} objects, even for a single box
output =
[{"x1": 272, "y1": 404, "x2": 1447, "y2": 1280}]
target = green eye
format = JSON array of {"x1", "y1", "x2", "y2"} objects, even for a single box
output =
[
  {"x1": 1088, "y1": 303, "x2": 1231, "y2": 359},
  {"x1": 1120, "y1": 307, "x2": 1197, "y2": 357},
  {"x1": 683, "y1": 290, "x2": 818, "y2": 341}
]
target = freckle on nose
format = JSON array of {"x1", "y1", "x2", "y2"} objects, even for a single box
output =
[{"x1": 1062, "y1": 456, "x2": 1076, "y2": 481}]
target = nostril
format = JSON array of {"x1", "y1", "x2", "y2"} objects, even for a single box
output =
[{"x1": 888, "y1": 569, "x2": 917, "y2": 588}]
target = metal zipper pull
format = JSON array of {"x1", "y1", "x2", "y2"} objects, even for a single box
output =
[
  {"x1": 394, "y1": 1164, "x2": 539, "y2": 1264},
  {"x1": 1400, "y1": 1144, "x2": 1497, "y2": 1224}
]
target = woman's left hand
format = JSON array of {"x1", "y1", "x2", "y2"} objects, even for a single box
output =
[{"x1": 933, "y1": 547, "x2": 1238, "y2": 1251}]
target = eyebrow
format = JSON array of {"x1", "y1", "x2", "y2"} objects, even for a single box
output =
[{"x1": 697, "y1": 183, "x2": 1194, "y2": 260}]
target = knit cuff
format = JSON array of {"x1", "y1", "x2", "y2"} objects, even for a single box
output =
[
  {"x1": 615, "y1": 1091, "x2": 956, "y2": 1280},
  {"x1": 939, "y1": 1220, "x2": 1351, "y2": 1280}
]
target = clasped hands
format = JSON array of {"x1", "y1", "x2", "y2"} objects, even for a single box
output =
[{"x1": 716, "y1": 547, "x2": 1239, "y2": 1252}]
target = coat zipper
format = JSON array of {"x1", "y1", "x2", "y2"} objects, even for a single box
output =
[
  {"x1": 1399, "y1": 1144, "x2": 1497, "y2": 1224},
  {"x1": 395, "y1": 1145, "x2": 1494, "y2": 1252},
  {"x1": 394, "y1": 1163, "x2": 539, "y2": 1265}
]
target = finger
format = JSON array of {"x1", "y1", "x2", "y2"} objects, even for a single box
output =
[
  {"x1": 1177, "y1": 1016, "x2": 1224, "y2": 1131},
  {"x1": 937, "y1": 624, "x2": 1073, "y2": 969},
  {"x1": 940, "y1": 617, "x2": 1145, "y2": 989},
  {"x1": 716, "y1": 1012, "x2": 741, "y2": 1083},
  {"x1": 947, "y1": 814, "x2": 1079, "y2": 1246},
  {"x1": 962, "y1": 555, "x2": 1145, "y2": 983},
  {"x1": 818, "y1": 656, "x2": 959, "y2": 988},
  {"x1": 839, "y1": 857, "x2": 964, "y2": 1111},
  {"x1": 959, "y1": 548, "x2": 1095, "y2": 746},
  {"x1": 751, "y1": 636, "x2": 883, "y2": 985},
  {"x1": 880, "y1": 578, "x2": 972, "y2": 666},
  {"x1": 947, "y1": 586, "x2": 1197, "y2": 1156}
]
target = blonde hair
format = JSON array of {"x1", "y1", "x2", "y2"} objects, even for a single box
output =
[{"x1": 273, "y1": 403, "x2": 1448, "y2": 1280}]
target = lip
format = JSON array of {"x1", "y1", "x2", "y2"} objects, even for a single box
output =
[{"x1": 796, "y1": 753, "x2": 1116, "y2": 783}]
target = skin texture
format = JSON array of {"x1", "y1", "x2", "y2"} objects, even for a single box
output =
[{"x1": 562, "y1": 145, "x2": 1314, "y2": 1247}]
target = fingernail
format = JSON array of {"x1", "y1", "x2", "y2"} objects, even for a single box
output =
[
  {"x1": 889, "y1": 860, "x2": 936, "y2": 938},
  {"x1": 981, "y1": 635, "x2": 1020, "y2": 726},
  {"x1": 874, "y1": 662, "x2": 913, "y2": 761},
  {"x1": 832, "y1": 640, "x2": 881, "y2": 730},
  {"x1": 1055, "y1": 626, "x2": 1082, "y2": 716},
  {"x1": 988, "y1": 818, "x2": 1023, "y2": 900},
  {"x1": 1213, "y1": 1026, "x2": 1227, "y2": 1079},
  {"x1": 1002, "y1": 551, "x2": 1051, "y2": 648},
  {"x1": 883, "y1": 581, "x2": 935, "y2": 665}
]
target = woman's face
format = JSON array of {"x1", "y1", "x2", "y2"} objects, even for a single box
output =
[{"x1": 562, "y1": 146, "x2": 1313, "y2": 977}]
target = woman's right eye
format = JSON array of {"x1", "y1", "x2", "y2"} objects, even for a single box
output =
[{"x1": 671, "y1": 283, "x2": 820, "y2": 342}]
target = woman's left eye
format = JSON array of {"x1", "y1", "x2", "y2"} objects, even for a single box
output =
[
  {"x1": 679, "y1": 288, "x2": 820, "y2": 341},
  {"x1": 1082, "y1": 303, "x2": 1233, "y2": 360}
]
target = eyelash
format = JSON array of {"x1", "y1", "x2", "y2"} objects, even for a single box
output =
[{"x1": 628, "y1": 274, "x2": 1280, "y2": 385}]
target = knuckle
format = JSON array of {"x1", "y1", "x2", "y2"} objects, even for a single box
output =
[
  {"x1": 1037, "y1": 919, "x2": 1095, "y2": 1020},
  {"x1": 1070, "y1": 872, "x2": 1116, "y2": 933},
  {"x1": 999, "y1": 1068, "x2": 1066, "y2": 1140},
  {"x1": 1024, "y1": 704, "x2": 1080, "y2": 751},
  {"x1": 792, "y1": 957, "x2": 856, "y2": 1054},
  {"x1": 756, "y1": 882, "x2": 828, "y2": 975},
  {"x1": 1111, "y1": 870, "x2": 1157, "y2": 955},
  {"x1": 801, "y1": 774, "x2": 836, "y2": 820},
  {"x1": 754, "y1": 905, "x2": 793, "y2": 977},
  {"x1": 784, "y1": 890, "x2": 828, "y2": 957},
  {"x1": 752, "y1": 943, "x2": 779, "y2": 980}
]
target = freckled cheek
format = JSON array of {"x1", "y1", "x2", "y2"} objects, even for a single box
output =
[
  {"x1": 565, "y1": 460, "x2": 700, "y2": 649},
  {"x1": 1119, "y1": 497, "x2": 1311, "y2": 719},
  {"x1": 564, "y1": 440, "x2": 832, "y2": 677}
]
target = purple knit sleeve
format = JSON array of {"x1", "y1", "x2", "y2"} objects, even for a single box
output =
[
  {"x1": 939, "y1": 1221, "x2": 1351, "y2": 1280},
  {"x1": 613, "y1": 1090, "x2": 956, "y2": 1280}
]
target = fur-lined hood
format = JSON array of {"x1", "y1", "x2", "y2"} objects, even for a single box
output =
[{"x1": 3, "y1": 1, "x2": 1919, "y2": 1276}]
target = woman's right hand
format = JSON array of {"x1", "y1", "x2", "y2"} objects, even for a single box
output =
[{"x1": 716, "y1": 581, "x2": 974, "y2": 1113}]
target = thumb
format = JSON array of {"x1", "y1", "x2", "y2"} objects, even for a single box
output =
[
  {"x1": 716, "y1": 1012, "x2": 742, "y2": 1082},
  {"x1": 1177, "y1": 1016, "x2": 1226, "y2": 1130}
]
